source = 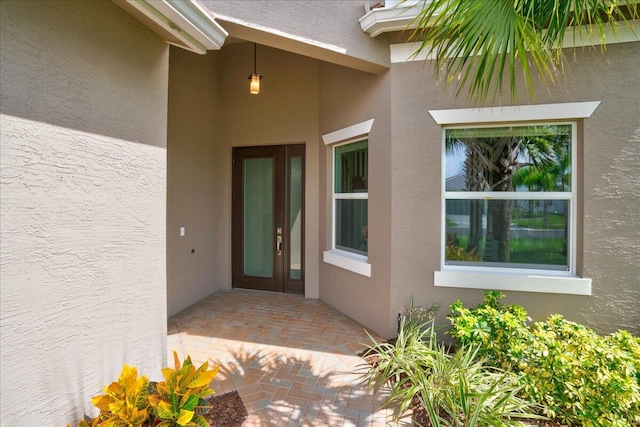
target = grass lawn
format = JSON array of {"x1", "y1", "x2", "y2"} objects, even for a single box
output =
[
  {"x1": 512, "y1": 213, "x2": 565, "y2": 229},
  {"x1": 455, "y1": 236, "x2": 566, "y2": 266}
]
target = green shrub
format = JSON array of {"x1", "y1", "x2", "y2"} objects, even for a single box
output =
[
  {"x1": 448, "y1": 290, "x2": 531, "y2": 371},
  {"x1": 362, "y1": 312, "x2": 542, "y2": 426},
  {"x1": 524, "y1": 316, "x2": 640, "y2": 426},
  {"x1": 448, "y1": 291, "x2": 640, "y2": 426}
]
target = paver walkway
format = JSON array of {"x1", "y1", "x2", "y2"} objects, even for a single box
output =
[{"x1": 167, "y1": 289, "x2": 410, "y2": 426}]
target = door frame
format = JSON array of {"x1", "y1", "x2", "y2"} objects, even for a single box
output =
[{"x1": 231, "y1": 144, "x2": 305, "y2": 294}]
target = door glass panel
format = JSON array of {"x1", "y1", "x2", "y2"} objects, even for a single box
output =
[
  {"x1": 289, "y1": 156, "x2": 302, "y2": 280},
  {"x1": 243, "y1": 157, "x2": 273, "y2": 277}
]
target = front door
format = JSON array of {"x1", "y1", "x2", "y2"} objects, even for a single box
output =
[{"x1": 232, "y1": 145, "x2": 304, "y2": 293}]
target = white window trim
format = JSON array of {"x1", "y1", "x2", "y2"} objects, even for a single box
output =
[
  {"x1": 322, "y1": 119, "x2": 374, "y2": 277},
  {"x1": 432, "y1": 102, "x2": 599, "y2": 295},
  {"x1": 434, "y1": 270, "x2": 591, "y2": 295},
  {"x1": 429, "y1": 101, "x2": 600, "y2": 124}
]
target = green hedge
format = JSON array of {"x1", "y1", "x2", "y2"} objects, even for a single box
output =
[{"x1": 448, "y1": 291, "x2": 640, "y2": 426}]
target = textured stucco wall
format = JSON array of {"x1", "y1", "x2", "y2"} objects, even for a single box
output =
[
  {"x1": 199, "y1": 0, "x2": 390, "y2": 73},
  {"x1": 167, "y1": 47, "x2": 223, "y2": 317},
  {"x1": 319, "y1": 63, "x2": 394, "y2": 337},
  {"x1": 0, "y1": 1, "x2": 168, "y2": 425},
  {"x1": 389, "y1": 42, "x2": 640, "y2": 335}
]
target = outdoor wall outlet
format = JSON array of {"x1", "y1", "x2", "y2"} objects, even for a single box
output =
[{"x1": 180, "y1": 227, "x2": 185, "y2": 237}]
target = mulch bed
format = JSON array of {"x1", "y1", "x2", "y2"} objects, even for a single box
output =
[{"x1": 203, "y1": 391, "x2": 248, "y2": 427}]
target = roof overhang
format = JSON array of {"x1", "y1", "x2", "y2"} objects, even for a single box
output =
[
  {"x1": 214, "y1": 15, "x2": 389, "y2": 74},
  {"x1": 114, "y1": 0, "x2": 228, "y2": 54}
]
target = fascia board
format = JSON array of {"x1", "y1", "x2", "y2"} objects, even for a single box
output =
[
  {"x1": 151, "y1": 0, "x2": 228, "y2": 50},
  {"x1": 120, "y1": 0, "x2": 227, "y2": 54}
]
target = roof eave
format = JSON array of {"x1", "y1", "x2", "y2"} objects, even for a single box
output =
[{"x1": 114, "y1": 0, "x2": 228, "y2": 54}]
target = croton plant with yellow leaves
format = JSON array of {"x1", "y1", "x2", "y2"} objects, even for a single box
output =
[{"x1": 68, "y1": 352, "x2": 219, "y2": 427}]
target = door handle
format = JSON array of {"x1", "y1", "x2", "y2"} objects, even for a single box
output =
[{"x1": 276, "y1": 235, "x2": 283, "y2": 256}]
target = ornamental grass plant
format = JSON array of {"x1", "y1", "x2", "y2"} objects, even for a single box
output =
[{"x1": 361, "y1": 309, "x2": 543, "y2": 427}]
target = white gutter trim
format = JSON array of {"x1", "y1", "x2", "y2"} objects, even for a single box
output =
[
  {"x1": 151, "y1": 1, "x2": 228, "y2": 50},
  {"x1": 359, "y1": 2, "x2": 425, "y2": 38},
  {"x1": 123, "y1": 0, "x2": 228, "y2": 54},
  {"x1": 391, "y1": 20, "x2": 640, "y2": 63}
]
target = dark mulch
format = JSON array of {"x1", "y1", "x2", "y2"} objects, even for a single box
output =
[{"x1": 203, "y1": 391, "x2": 248, "y2": 427}]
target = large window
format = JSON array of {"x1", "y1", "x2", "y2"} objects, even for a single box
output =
[
  {"x1": 444, "y1": 124, "x2": 575, "y2": 272},
  {"x1": 334, "y1": 140, "x2": 368, "y2": 256},
  {"x1": 429, "y1": 102, "x2": 599, "y2": 295}
]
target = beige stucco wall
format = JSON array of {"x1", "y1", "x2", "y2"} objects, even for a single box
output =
[
  {"x1": 0, "y1": 1, "x2": 168, "y2": 425},
  {"x1": 167, "y1": 47, "x2": 223, "y2": 316},
  {"x1": 389, "y1": 42, "x2": 640, "y2": 335},
  {"x1": 319, "y1": 63, "x2": 394, "y2": 337},
  {"x1": 200, "y1": 0, "x2": 390, "y2": 73},
  {"x1": 167, "y1": 42, "x2": 321, "y2": 310}
]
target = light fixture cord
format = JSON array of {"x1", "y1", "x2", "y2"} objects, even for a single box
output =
[{"x1": 253, "y1": 43, "x2": 257, "y2": 74}]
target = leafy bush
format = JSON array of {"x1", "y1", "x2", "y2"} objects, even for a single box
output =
[
  {"x1": 446, "y1": 233, "x2": 480, "y2": 262},
  {"x1": 69, "y1": 352, "x2": 219, "y2": 427},
  {"x1": 362, "y1": 312, "x2": 542, "y2": 426},
  {"x1": 448, "y1": 290, "x2": 531, "y2": 371},
  {"x1": 149, "y1": 352, "x2": 218, "y2": 427},
  {"x1": 448, "y1": 291, "x2": 640, "y2": 426},
  {"x1": 89, "y1": 364, "x2": 150, "y2": 427},
  {"x1": 524, "y1": 316, "x2": 640, "y2": 426}
]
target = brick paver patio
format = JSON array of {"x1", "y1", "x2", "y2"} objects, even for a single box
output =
[{"x1": 167, "y1": 289, "x2": 410, "y2": 426}]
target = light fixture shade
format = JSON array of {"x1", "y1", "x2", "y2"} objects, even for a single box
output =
[{"x1": 249, "y1": 73, "x2": 261, "y2": 95}]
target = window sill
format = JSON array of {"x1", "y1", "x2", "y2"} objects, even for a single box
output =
[
  {"x1": 323, "y1": 250, "x2": 371, "y2": 277},
  {"x1": 434, "y1": 270, "x2": 591, "y2": 296}
]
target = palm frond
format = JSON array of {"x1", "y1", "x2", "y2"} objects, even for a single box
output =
[{"x1": 409, "y1": 0, "x2": 639, "y2": 104}]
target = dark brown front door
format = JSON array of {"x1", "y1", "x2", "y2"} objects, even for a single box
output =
[{"x1": 232, "y1": 145, "x2": 304, "y2": 294}]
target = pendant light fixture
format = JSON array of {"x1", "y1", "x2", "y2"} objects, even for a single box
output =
[{"x1": 248, "y1": 43, "x2": 262, "y2": 95}]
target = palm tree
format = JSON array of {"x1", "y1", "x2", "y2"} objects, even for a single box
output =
[
  {"x1": 410, "y1": 0, "x2": 638, "y2": 104},
  {"x1": 513, "y1": 138, "x2": 571, "y2": 255}
]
